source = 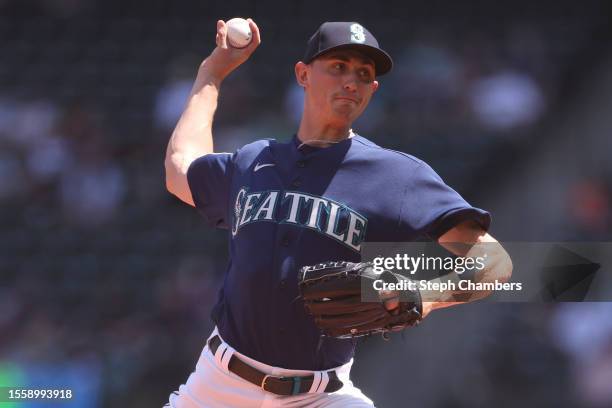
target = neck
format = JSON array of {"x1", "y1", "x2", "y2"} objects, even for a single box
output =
[{"x1": 297, "y1": 111, "x2": 353, "y2": 145}]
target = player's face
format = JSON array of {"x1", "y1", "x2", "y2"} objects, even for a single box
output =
[{"x1": 297, "y1": 50, "x2": 379, "y2": 126}]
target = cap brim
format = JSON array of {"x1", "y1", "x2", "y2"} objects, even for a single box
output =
[{"x1": 308, "y1": 43, "x2": 393, "y2": 76}]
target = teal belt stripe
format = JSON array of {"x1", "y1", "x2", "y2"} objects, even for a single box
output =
[{"x1": 292, "y1": 377, "x2": 302, "y2": 395}]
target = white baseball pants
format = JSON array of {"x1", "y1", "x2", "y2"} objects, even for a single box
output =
[{"x1": 165, "y1": 327, "x2": 375, "y2": 407}]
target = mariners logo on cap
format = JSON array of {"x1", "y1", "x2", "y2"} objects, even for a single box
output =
[{"x1": 349, "y1": 23, "x2": 366, "y2": 43}]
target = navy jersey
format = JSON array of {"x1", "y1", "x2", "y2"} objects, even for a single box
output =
[{"x1": 187, "y1": 134, "x2": 490, "y2": 370}]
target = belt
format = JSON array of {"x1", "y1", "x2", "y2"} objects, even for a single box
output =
[{"x1": 207, "y1": 335, "x2": 343, "y2": 396}]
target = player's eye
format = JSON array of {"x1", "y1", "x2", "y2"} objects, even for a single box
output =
[
  {"x1": 330, "y1": 62, "x2": 345, "y2": 73},
  {"x1": 358, "y1": 69, "x2": 373, "y2": 81}
]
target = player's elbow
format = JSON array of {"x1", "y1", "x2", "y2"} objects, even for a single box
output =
[
  {"x1": 164, "y1": 153, "x2": 196, "y2": 206},
  {"x1": 475, "y1": 236, "x2": 512, "y2": 284},
  {"x1": 165, "y1": 170, "x2": 177, "y2": 196},
  {"x1": 164, "y1": 155, "x2": 179, "y2": 193}
]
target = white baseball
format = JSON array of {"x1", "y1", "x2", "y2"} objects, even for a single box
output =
[{"x1": 226, "y1": 18, "x2": 252, "y2": 48}]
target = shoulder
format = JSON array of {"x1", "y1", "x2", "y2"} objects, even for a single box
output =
[
  {"x1": 234, "y1": 138, "x2": 276, "y2": 157},
  {"x1": 190, "y1": 138, "x2": 278, "y2": 170},
  {"x1": 351, "y1": 134, "x2": 429, "y2": 171},
  {"x1": 231, "y1": 137, "x2": 283, "y2": 171}
]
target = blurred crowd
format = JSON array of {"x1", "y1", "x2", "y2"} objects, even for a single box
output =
[{"x1": 1, "y1": 0, "x2": 612, "y2": 406}]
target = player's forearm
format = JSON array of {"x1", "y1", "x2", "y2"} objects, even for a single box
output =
[
  {"x1": 423, "y1": 242, "x2": 513, "y2": 310},
  {"x1": 164, "y1": 62, "x2": 223, "y2": 203},
  {"x1": 166, "y1": 62, "x2": 222, "y2": 170}
]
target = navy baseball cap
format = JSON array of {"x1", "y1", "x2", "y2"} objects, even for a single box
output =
[{"x1": 303, "y1": 22, "x2": 393, "y2": 76}]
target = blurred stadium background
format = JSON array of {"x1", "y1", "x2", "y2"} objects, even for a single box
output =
[{"x1": 1, "y1": 0, "x2": 612, "y2": 406}]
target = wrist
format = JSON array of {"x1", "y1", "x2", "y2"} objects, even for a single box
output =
[
  {"x1": 196, "y1": 60, "x2": 226, "y2": 88},
  {"x1": 421, "y1": 301, "x2": 434, "y2": 318}
]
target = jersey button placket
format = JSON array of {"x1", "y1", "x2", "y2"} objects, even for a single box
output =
[{"x1": 291, "y1": 159, "x2": 306, "y2": 188}]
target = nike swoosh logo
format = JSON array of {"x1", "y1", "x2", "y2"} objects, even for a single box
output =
[{"x1": 254, "y1": 163, "x2": 276, "y2": 172}]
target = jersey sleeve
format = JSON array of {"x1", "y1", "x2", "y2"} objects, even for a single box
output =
[
  {"x1": 186, "y1": 152, "x2": 234, "y2": 229},
  {"x1": 399, "y1": 162, "x2": 491, "y2": 240}
]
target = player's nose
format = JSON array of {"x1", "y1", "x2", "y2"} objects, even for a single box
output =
[{"x1": 342, "y1": 79, "x2": 358, "y2": 93}]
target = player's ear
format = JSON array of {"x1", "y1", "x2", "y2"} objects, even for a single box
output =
[
  {"x1": 371, "y1": 80, "x2": 379, "y2": 93},
  {"x1": 295, "y1": 61, "x2": 309, "y2": 88}
]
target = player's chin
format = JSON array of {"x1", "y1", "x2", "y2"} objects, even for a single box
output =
[{"x1": 331, "y1": 101, "x2": 363, "y2": 120}]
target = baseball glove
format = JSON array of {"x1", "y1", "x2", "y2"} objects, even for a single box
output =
[{"x1": 298, "y1": 261, "x2": 423, "y2": 339}]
